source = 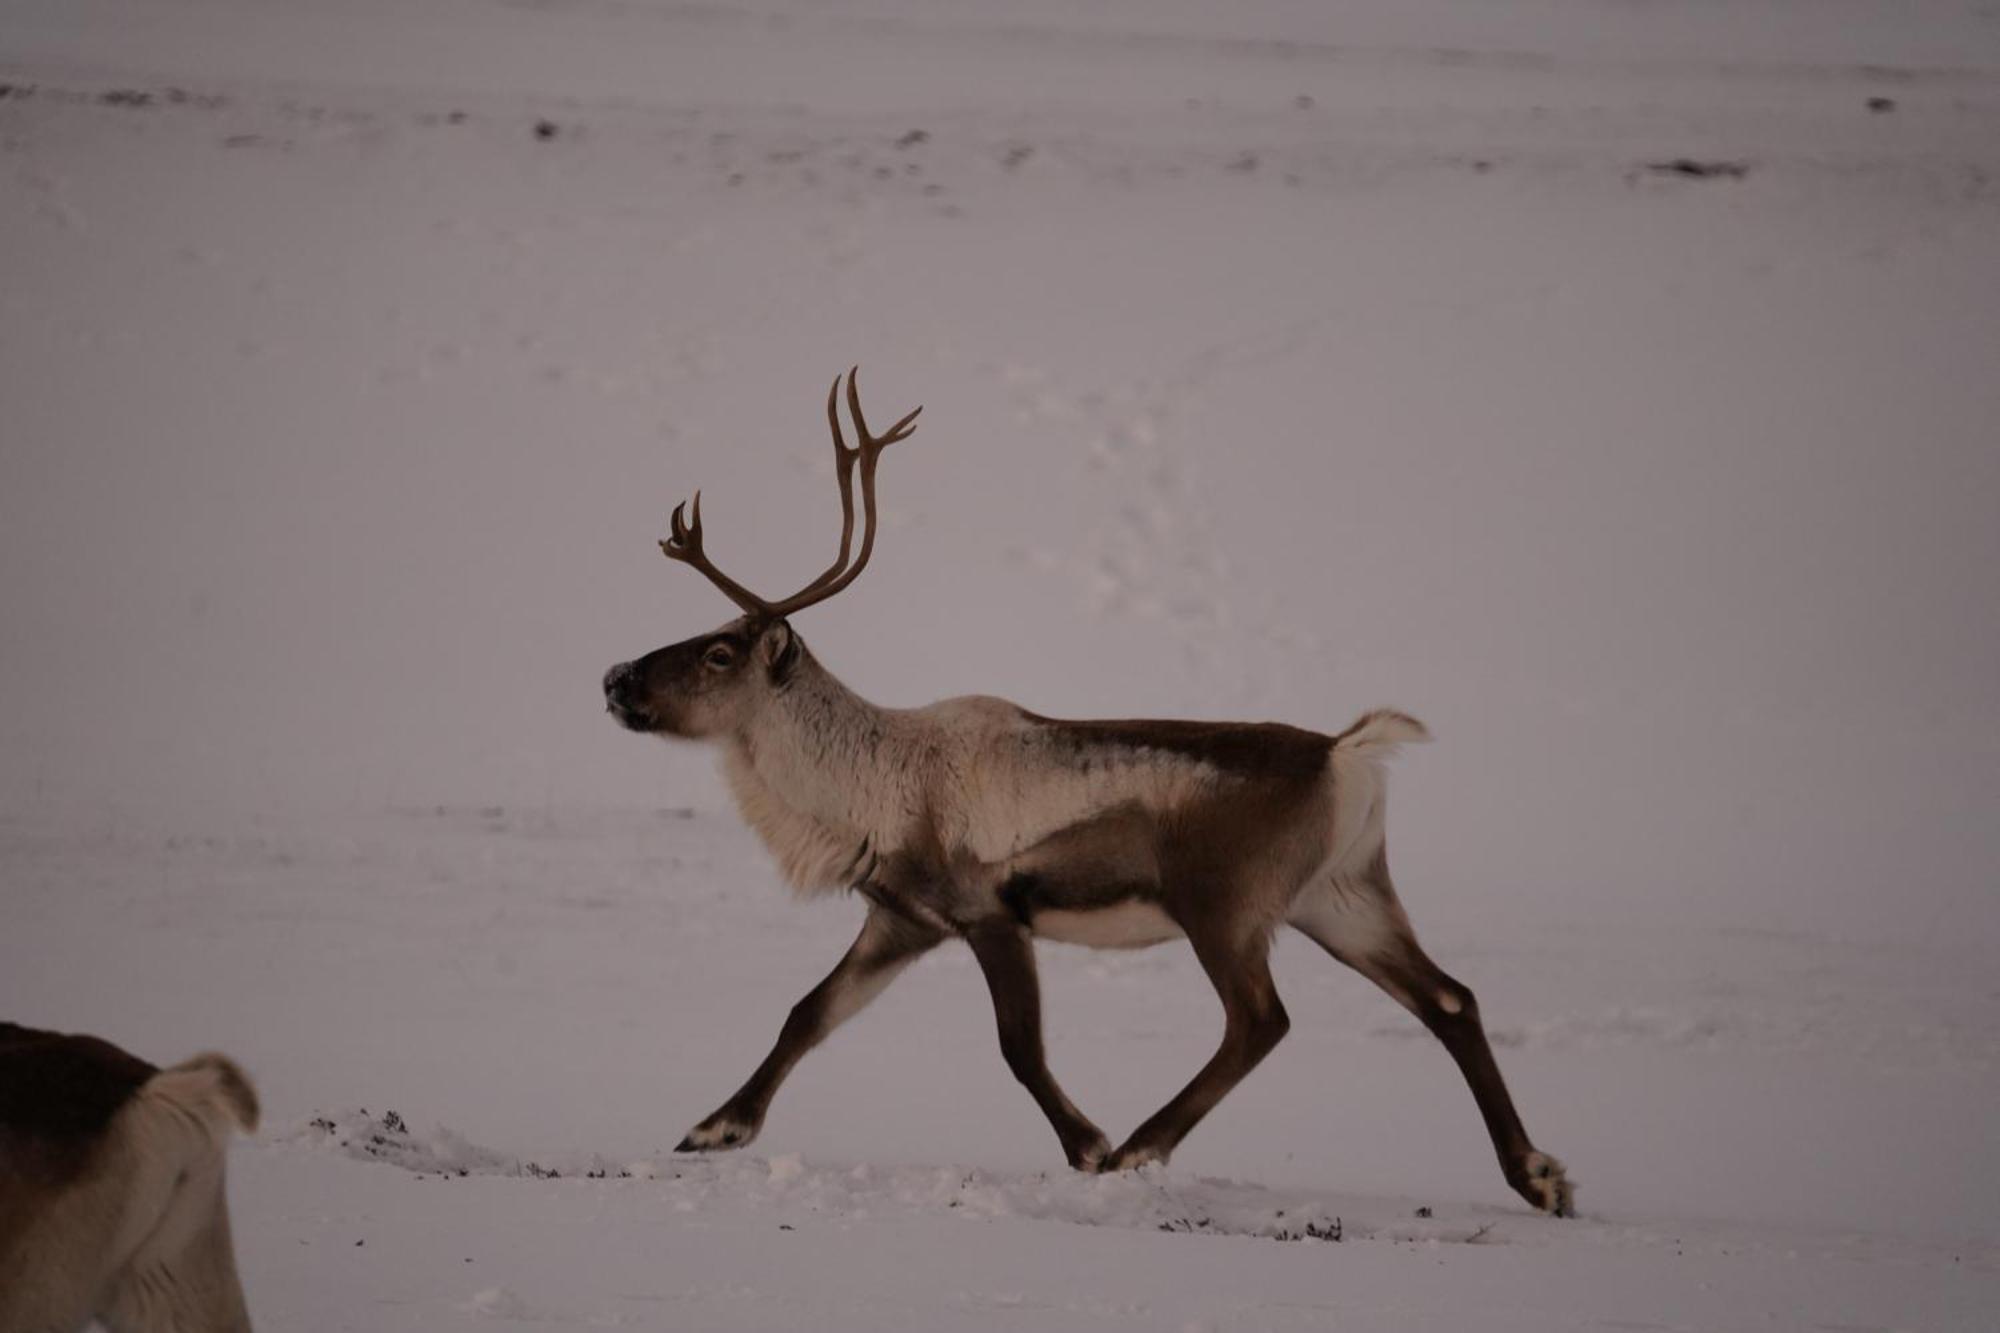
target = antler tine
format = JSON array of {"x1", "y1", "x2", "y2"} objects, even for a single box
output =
[
  {"x1": 781, "y1": 375, "x2": 865, "y2": 602},
  {"x1": 657, "y1": 368, "x2": 919, "y2": 621},
  {"x1": 659, "y1": 493, "x2": 697, "y2": 553},
  {"x1": 847, "y1": 364, "x2": 923, "y2": 449},
  {"x1": 784, "y1": 367, "x2": 924, "y2": 604},
  {"x1": 658, "y1": 491, "x2": 773, "y2": 618},
  {"x1": 763, "y1": 367, "x2": 919, "y2": 618}
]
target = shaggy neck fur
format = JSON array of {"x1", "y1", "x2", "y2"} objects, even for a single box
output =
[{"x1": 721, "y1": 646, "x2": 913, "y2": 894}]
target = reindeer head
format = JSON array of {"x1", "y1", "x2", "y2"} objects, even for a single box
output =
[{"x1": 603, "y1": 368, "x2": 920, "y2": 739}]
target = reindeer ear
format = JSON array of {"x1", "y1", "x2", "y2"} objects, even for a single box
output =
[{"x1": 761, "y1": 620, "x2": 800, "y2": 684}]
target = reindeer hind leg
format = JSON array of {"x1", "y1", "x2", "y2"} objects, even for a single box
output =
[
  {"x1": 1288, "y1": 859, "x2": 1573, "y2": 1216},
  {"x1": 1101, "y1": 910, "x2": 1290, "y2": 1172},
  {"x1": 98, "y1": 1133, "x2": 252, "y2": 1333}
]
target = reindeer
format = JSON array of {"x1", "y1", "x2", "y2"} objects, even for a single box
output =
[
  {"x1": 1, "y1": 1024, "x2": 259, "y2": 1333},
  {"x1": 603, "y1": 369, "x2": 1572, "y2": 1215}
]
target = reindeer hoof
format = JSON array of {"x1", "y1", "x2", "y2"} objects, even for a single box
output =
[
  {"x1": 1066, "y1": 1133, "x2": 1112, "y2": 1173},
  {"x1": 676, "y1": 1113, "x2": 759, "y2": 1153},
  {"x1": 1100, "y1": 1141, "x2": 1169, "y2": 1173},
  {"x1": 1514, "y1": 1150, "x2": 1575, "y2": 1217}
]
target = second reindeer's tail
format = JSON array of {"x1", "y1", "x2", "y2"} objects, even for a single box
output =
[{"x1": 147, "y1": 1052, "x2": 261, "y2": 1138}]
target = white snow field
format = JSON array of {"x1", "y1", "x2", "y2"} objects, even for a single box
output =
[{"x1": 3, "y1": 1, "x2": 1998, "y2": 1329}]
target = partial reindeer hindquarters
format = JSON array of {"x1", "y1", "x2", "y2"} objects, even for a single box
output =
[
  {"x1": 0, "y1": 1024, "x2": 259, "y2": 1333},
  {"x1": 604, "y1": 367, "x2": 1572, "y2": 1216}
]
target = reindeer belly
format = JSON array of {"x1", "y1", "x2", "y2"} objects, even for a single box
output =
[
  {"x1": 1028, "y1": 899, "x2": 1184, "y2": 950},
  {"x1": 987, "y1": 799, "x2": 1172, "y2": 948}
]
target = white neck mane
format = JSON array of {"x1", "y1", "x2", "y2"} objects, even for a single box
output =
[{"x1": 721, "y1": 657, "x2": 911, "y2": 895}]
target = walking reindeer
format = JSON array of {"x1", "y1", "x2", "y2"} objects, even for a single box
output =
[{"x1": 604, "y1": 370, "x2": 1572, "y2": 1214}]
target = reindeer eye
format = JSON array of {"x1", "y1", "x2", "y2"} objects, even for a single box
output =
[{"x1": 702, "y1": 644, "x2": 737, "y2": 671}]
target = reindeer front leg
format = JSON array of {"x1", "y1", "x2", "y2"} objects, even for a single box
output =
[
  {"x1": 964, "y1": 921, "x2": 1112, "y2": 1171},
  {"x1": 677, "y1": 905, "x2": 942, "y2": 1152}
]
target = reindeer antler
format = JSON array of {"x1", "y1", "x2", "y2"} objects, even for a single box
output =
[{"x1": 659, "y1": 367, "x2": 921, "y2": 619}]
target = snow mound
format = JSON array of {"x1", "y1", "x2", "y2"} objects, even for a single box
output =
[
  {"x1": 289, "y1": 1107, "x2": 623, "y2": 1180},
  {"x1": 456, "y1": 1287, "x2": 540, "y2": 1321}
]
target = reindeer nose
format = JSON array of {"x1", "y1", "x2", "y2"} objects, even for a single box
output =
[{"x1": 603, "y1": 662, "x2": 636, "y2": 702}]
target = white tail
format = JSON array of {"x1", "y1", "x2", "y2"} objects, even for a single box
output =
[
  {"x1": 1326, "y1": 709, "x2": 1430, "y2": 873},
  {"x1": 1332, "y1": 707, "x2": 1432, "y2": 759},
  {"x1": 150, "y1": 1052, "x2": 262, "y2": 1138}
]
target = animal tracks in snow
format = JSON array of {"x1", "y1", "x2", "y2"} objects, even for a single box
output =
[{"x1": 292, "y1": 1105, "x2": 1532, "y2": 1249}]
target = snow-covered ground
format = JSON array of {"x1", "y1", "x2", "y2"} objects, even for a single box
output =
[{"x1": 3, "y1": 2, "x2": 1997, "y2": 1328}]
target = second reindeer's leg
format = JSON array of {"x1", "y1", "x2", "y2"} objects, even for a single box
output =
[
  {"x1": 678, "y1": 905, "x2": 942, "y2": 1152},
  {"x1": 965, "y1": 921, "x2": 1112, "y2": 1170},
  {"x1": 1102, "y1": 921, "x2": 1290, "y2": 1172},
  {"x1": 100, "y1": 1162, "x2": 253, "y2": 1333}
]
